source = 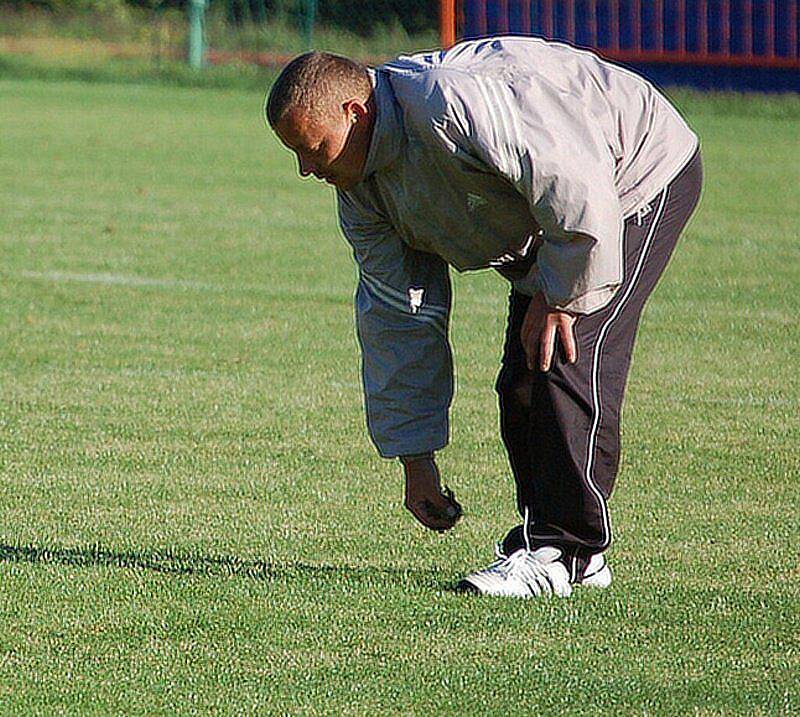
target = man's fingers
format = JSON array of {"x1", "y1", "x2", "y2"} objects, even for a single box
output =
[
  {"x1": 521, "y1": 314, "x2": 536, "y2": 370},
  {"x1": 521, "y1": 294, "x2": 549, "y2": 370},
  {"x1": 524, "y1": 319, "x2": 543, "y2": 371},
  {"x1": 539, "y1": 320, "x2": 556, "y2": 372},
  {"x1": 539, "y1": 315, "x2": 577, "y2": 372},
  {"x1": 520, "y1": 293, "x2": 579, "y2": 372},
  {"x1": 402, "y1": 457, "x2": 462, "y2": 532},
  {"x1": 560, "y1": 317, "x2": 578, "y2": 364},
  {"x1": 408, "y1": 500, "x2": 457, "y2": 531},
  {"x1": 421, "y1": 497, "x2": 459, "y2": 522},
  {"x1": 405, "y1": 488, "x2": 462, "y2": 532}
]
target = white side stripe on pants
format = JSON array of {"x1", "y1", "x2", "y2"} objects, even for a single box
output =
[{"x1": 585, "y1": 186, "x2": 670, "y2": 550}]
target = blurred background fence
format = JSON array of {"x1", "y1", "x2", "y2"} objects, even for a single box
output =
[
  {"x1": 451, "y1": 1, "x2": 800, "y2": 90},
  {"x1": 1, "y1": 0, "x2": 798, "y2": 90}
]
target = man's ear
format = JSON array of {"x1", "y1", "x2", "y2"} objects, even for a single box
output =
[{"x1": 342, "y1": 98, "x2": 369, "y2": 125}]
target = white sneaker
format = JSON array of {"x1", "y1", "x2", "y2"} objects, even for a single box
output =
[
  {"x1": 458, "y1": 545, "x2": 612, "y2": 598},
  {"x1": 457, "y1": 545, "x2": 573, "y2": 598},
  {"x1": 580, "y1": 552, "x2": 613, "y2": 589}
]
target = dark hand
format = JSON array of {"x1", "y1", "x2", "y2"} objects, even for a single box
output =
[
  {"x1": 401, "y1": 455, "x2": 462, "y2": 532},
  {"x1": 520, "y1": 291, "x2": 578, "y2": 372}
]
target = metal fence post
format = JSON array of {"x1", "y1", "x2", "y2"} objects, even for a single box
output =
[
  {"x1": 440, "y1": 0, "x2": 457, "y2": 47},
  {"x1": 303, "y1": 0, "x2": 318, "y2": 49},
  {"x1": 188, "y1": 0, "x2": 207, "y2": 69}
]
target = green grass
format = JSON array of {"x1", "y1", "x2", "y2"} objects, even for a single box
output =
[
  {"x1": 0, "y1": 51, "x2": 279, "y2": 92},
  {"x1": 0, "y1": 76, "x2": 798, "y2": 715}
]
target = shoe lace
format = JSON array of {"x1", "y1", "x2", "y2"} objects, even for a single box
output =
[
  {"x1": 488, "y1": 507, "x2": 543, "y2": 580},
  {"x1": 492, "y1": 548, "x2": 540, "y2": 579}
]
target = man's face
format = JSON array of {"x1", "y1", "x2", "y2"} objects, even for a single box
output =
[{"x1": 274, "y1": 106, "x2": 367, "y2": 191}]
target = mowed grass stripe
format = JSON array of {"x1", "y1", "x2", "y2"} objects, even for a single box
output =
[{"x1": 0, "y1": 78, "x2": 798, "y2": 715}]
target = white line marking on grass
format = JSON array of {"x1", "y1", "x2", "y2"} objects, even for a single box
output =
[
  {"x1": 18, "y1": 269, "x2": 353, "y2": 305},
  {"x1": 20, "y1": 270, "x2": 213, "y2": 290}
]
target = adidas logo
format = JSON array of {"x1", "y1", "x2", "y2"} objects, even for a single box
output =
[{"x1": 408, "y1": 287, "x2": 425, "y2": 314}]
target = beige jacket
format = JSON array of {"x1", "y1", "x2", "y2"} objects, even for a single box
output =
[
  {"x1": 341, "y1": 36, "x2": 699, "y2": 313},
  {"x1": 336, "y1": 36, "x2": 698, "y2": 456}
]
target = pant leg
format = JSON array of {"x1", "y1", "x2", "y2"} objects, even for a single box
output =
[
  {"x1": 496, "y1": 290, "x2": 537, "y2": 511},
  {"x1": 496, "y1": 151, "x2": 703, "y2": 567}
]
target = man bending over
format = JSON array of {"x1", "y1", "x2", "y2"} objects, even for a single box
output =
[{"x1": 266, "y1": 36, "x2": 702, "y2": 598}]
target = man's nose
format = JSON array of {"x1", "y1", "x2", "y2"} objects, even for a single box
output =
[{"x1": 298, "y1": 156, "x2": 315, "y2": 177}]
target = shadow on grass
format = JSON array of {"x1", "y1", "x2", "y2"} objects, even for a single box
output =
[{"x1": 0, "y1": 542, "x2": 443, "y2": 589}]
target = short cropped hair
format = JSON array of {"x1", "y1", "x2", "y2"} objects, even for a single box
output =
[{"x1": 265, "y1": 51, "x2": 372, "y2": 128}]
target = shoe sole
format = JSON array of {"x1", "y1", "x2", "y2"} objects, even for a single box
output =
[
  {"x1": 455, "y1": 579, "x2": 481, "y2": 594},
  {"x1": 457, "y1": 565, "x2": 612, "y2": 595}
]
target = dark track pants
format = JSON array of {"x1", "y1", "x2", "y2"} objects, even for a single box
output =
[{"x1": 496, "y1": 150, "x2": 703, "y2": 576}]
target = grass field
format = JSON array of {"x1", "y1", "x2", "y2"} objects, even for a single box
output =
[{"x1": 0, "y1": 75, "x2": 798, "y2": 715}]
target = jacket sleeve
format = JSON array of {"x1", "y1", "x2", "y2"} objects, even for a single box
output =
[
  {"x1": 434, "y1": 70, "x2": 624, "y2": 314},
  {"x1": 337, "y1": 189, "x2": 454, "y2": 459}
]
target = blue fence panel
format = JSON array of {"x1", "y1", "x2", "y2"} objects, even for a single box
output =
[{"x1": 458, "y1": 0, "x2": 800, "y2": 90}]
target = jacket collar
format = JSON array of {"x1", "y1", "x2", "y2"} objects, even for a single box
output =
[{"x1": 361, "y1": 69, "x2": 404, "y2": 178}]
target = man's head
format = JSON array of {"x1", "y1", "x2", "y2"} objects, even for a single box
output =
[{"x1": 266, "y1": 51, "x2": 375, "y2": 191}]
